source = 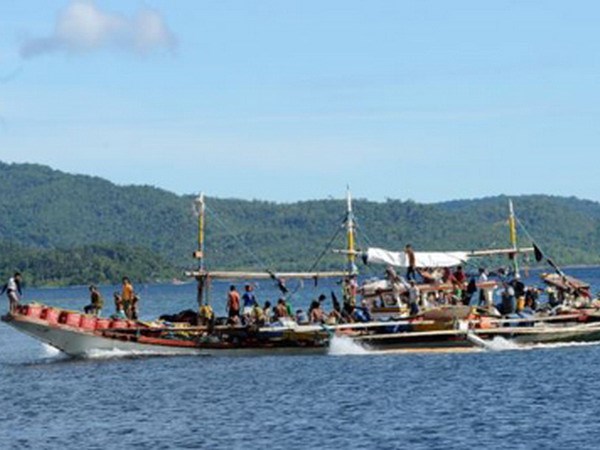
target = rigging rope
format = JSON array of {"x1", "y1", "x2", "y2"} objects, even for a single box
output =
[
  {"x1": 205, "y1": 205, "x2": 274, "y2": 272},
  {"x1": 286, "y1": 214, "x2": 347, "y2": 301}
]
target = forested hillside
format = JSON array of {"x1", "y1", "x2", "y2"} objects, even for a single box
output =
[{"x1": 1, "y1": 162, "x2": 600, "y2": 285}]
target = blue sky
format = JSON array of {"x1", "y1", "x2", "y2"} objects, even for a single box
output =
[{"x1": 0, "y1": 1, "x2": 599, "y2": 202}]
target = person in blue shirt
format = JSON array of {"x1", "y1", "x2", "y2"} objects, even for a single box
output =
[{"x1": 242, "y1": 284, "x2": 258, "y2": 315}]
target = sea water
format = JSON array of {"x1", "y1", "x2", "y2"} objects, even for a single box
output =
[{"x1": 1, "y1": 267, "x2": 600, "y2": 449}]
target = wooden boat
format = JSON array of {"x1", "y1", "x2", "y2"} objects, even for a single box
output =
[
  {"x1": 1, "y1": 303, "x2": 330, "y2": 357},
  {"x1": 5, "y1": 300, "x2": 600, "y2": 357},
  {"x1": 4, "y1": 193, "x2": 600, "y2": 357}
]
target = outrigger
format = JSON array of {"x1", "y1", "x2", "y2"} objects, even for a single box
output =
[{"x1": 3, "y1": 193, "x2": 600, "y2": 357}]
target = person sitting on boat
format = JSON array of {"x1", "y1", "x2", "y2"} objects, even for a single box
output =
[
  {"x1": 309, "y1": 300, "x2": 326, "y2": 324},
  {"x1": 285, "y1": 298, "x2": 294, "y2": 317},
  {"x1": 353, "y1": 299, "x2": 372, "y2": 322},
  {"x1": 573, "y1": 288, "x2": 591, "y2": 308},
  {"x1": 84, "y1": 285, "x2": 104, "y2": 316},
  {"x1": 425, "y1": 292, "x2": 438, "y2": 308},
  {"x1": 250, "y1": 303, "x2": 266, "y2": 326},
  {"x1": 262, "y1": 301, "x2": 273, "y2": 323},
  {"x1": 273, "y1": 298, "x2": 289, "y2": 320},
  {"x1": 441, "y1": 267, "x2": 453, "y2": 283},
  {"x1": 1, "y1": 272, "x2": 23, "y2": 314},
  {"x1": 112, "y1": 292, "x2": 127, "y2": 319},
  {"x1": 296, "y1": 309, "x2": 309, "y2": 324},
  {"x1": 500, "y1": 283, "x2": 516, "y2": 316},
  {"x1": 121, "y1": 277, "x2": 135, "y2": 319},
  {"x1": 453, "y1": 266, "x2": 466, "y2": 286},
  {"x1": 418, "y1": 268, "x2": 438, "y2": 284},
  {"x1": 242, "y1": 284, "x2": 258, "y2": 316},
  {"x1": 198, "y1": 303, "x2": 214, "y2": 326},
  {"x1": 227, "y1": 285, "x2": 241, "y2": 319},
  {"x1": 524, "y1": 287, "x2": 539, "y2": 311}
]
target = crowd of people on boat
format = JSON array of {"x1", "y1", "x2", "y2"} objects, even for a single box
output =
[
  {"x1": 2, "y1": 264, "x2": 597, "y2": 327},
  {"x1": 213, "y1": 278, "x2": 372, "y2": 328}
]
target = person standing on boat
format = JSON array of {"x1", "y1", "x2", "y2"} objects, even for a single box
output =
[
  {"x1": 227, "y1": 285, "x2": 241, "y2": 319},
  {"x1": 405, "y1": 244, "x2": 417, "y2": 281},
  {"x1": 477, "y1": 268, "x2": 490, "y2": 307},
  {"x1": 121, "y1": 277, "x2": 135, "y2": 319},
  {"x1": 1, "y1": 272, "x2": 23, "y2": 313},
  {"x1": 242, "y1": 284, "x2": 258, "y2": 316},
  {"x1": 385, "y1": 266, "x2": 403, "y2": 308},
  {"x1": 401, "y1": 278, "x2": 421, "y2": 316}
]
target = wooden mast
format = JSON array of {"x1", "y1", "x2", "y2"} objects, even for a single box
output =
[
  {"x1": 194, "y1": 193, "x2": 208, "y2": 306},
  {"x1": 508, "y1": 199, "x2": 520, "y2": 278},
  {"x1": 346, "y1": 187, "x2": 358, "y2": 275}
]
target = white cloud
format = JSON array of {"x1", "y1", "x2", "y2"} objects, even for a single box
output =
[{"x1": 20, "y1": 1, "x2": 176, "y2": 58}]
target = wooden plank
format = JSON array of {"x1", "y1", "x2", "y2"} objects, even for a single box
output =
[{"x1": 185, "y1": 270, "x2": 349, "y2": 280}]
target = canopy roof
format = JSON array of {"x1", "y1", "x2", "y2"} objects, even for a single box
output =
[
  {"x1": 364, "y1": 246, "x2": 534, "y2": 269},
  {"x1": 365, "y1": 247, "x2": 469, "y2": 268}
]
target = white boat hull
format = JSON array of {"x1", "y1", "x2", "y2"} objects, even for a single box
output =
[{"x1": 2, "y1": 315, "x2": 329, "y2": 357}]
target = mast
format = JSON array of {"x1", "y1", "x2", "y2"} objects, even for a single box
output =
[
  {"x1": 345, "y1": 187, "x2": 358, "y2": 275},
  {"x1": 508, "y1": 199, "x2": 520, "y2": 278},
  {"x1": 194, "y1": 193, "x2": 208, "y2": 305},
  {"x1": 196, "y1": 193, "x2": 206, "y2": 271}
]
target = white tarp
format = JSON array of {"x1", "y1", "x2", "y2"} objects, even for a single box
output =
[{"x1": 365, "y1": 247, "x2": 469, "y2": 268}]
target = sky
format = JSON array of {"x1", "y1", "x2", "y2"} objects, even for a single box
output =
[{"x1": 0, "y1": 1, "x2": 599, "y2": 203}]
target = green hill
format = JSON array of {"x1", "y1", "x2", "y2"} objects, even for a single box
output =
[{"x1": 1, "y1": 161, "x2": 600, "y2": 285}]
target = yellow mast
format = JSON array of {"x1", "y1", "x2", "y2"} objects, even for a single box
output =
[
  {"x1": 346, "y1": 187, "x2": 358, "y2": 275},
  {"x1": 508, "y1": 199, "x2": 520, "y2": 278}
]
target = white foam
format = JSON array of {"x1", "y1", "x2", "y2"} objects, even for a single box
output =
[
  {"x1": 484, "y1": 336, "x2": 522, "y2": 351},
  {"x1": 478, "y1": 338, "x2": 600, "y2": 352},
  {"x1": 83, "y1": 348, "x2": 196, "y2": 359},
  {"x1": 528, "y1": 341, "x2": 600, "y2": 351},
  {"x1": 41, "y1": 343, "x2": 62, "y2": 357},
  {"x1": 328, "y1": 335, "x2": 371, "y2": 356}
]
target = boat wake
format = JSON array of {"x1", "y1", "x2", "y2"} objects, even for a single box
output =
[
  {"x1": 82, "y1": 348, "x2": 198, "y2": 360},
  {"x1": 478, "y1": 338, "x2": 600, "y2": 353},
  {"x1": 41, "y1": 343, "x2": 63, "y2": 358},
  {"x1": 482, "y1": 337, "x2": 522, "y2": 351},
  {"x1": 525, "y1": 341, "x2": 600, "y2": 351},
  {"x1": 328, "y1": 335, "x2": 371, "y2": 356}
]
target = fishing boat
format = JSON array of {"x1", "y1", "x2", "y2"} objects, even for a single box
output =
[{"x1": 3, "y1": 193, "x2": 600, "y2": 356}]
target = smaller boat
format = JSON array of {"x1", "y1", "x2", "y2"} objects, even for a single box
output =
[{"x1": 2, "y1": 303, "x2": 330, "y2": 357}]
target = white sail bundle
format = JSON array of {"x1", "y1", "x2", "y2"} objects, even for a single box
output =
[{"x1": 365, "y1": 247, "x2": 469, "y2": 268}]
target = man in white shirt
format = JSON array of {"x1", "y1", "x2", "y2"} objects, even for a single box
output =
[{"x1": 1, "y1": 272, "x2": 23, "y2": 313}]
